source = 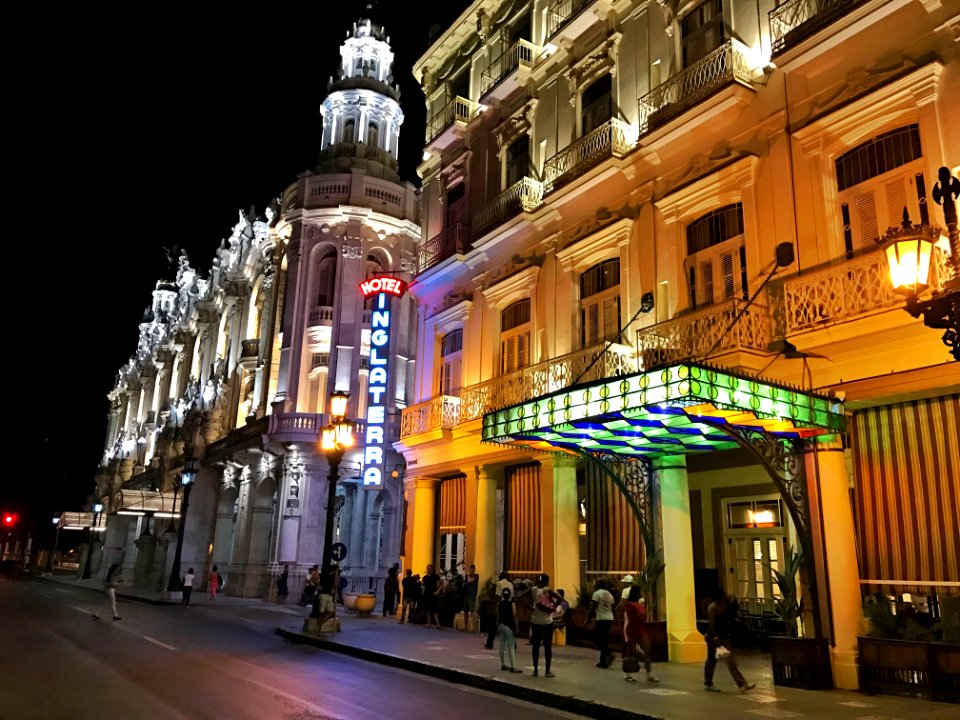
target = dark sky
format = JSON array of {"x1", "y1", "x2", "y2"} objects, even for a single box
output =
[{"x1": 8, "y1": 1, "x2": 472, "y2": 542}]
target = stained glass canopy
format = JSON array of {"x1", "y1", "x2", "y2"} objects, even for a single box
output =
[{"x1": 482, "y1": 363, "x2": 845, "y2": 458}]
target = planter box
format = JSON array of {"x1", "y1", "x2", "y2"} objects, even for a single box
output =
[
  {"x1": 770, "y1": 637, "x2": 833, "y2": 690},
  {"x1": 858, "y1": 636, "x2": 960, "y2": 703}
]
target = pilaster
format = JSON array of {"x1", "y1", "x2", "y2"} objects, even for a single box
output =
[{"x1": 538, "y1": 455, "x2": 580, "y2": 604}]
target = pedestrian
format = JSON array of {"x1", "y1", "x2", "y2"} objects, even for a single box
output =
[
  {"x1": 209, "y1": 565, "x2": 220, "y2": 601},
  {"x1": 337, "y1": 566, "x2": 347, "y2": 605},
  {"x1": 587, "y1": 578, "x2": 616, "y2": 668},
  {"x1": 525, "y1": 573, "x2": 562, "y2": 677},
  {"x1": 383, "y1": 563, "x2": 400, "y2": 616},
  {"x1": 301, "y1": 564, "x2": 320, "y2": 606},
  {"x1": 553, "y1": 588, "x2": 570, "y2": 645},
  {"x1": 277, "y1": 566, "x2": 289, "y2": 605},
  {"x1": 619, "y1": 573, "x2": 635, "y2": 601},
  {"x1": 309, "y1": 565, "x2": 338, "y2": 635},
  {"x1": 486, "y1": 570, "x2": 512, "y2": 648},
  {"x1": 93, "y1": 563, "x2": 123, "y2": 621},
  {"x1": 421, "y1": 564, "x2": 444, "y2": 628},
  {"x1": 399, "y1": 568, "x2": 417, "y2": 623},
  {"x1": 462, "y1": 563, "x2": 479, "y2": 629},
  {"x1": 704, "y1": 588, "x2": 755, "y2": 693},
  {"x1": 182, "y1": 568, "x2": 195, "y2": 606},
  {"x1": 497, "y1": 587, "x2": 523, "y2": 673},
  {"x1": 622, "y1": 585, "x2": 659, "y2": 683}
]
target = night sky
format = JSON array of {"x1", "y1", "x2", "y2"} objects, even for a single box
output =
[{"x1": 8, "y1": 1, "x2": 472, "y2": 543}]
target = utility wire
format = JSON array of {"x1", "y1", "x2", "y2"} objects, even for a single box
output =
[{"x1": 572, "y1": 301, "x2": 651, "y2": 387}]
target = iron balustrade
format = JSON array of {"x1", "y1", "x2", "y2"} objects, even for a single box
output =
[
  {"x1": 637, "y1": 39, "x2": 753, "y2": 136},
  {"x1": 399, "y1": 395, "x2": 461, "y2": 438},
  {"x1": 546, "y1": 0, "x2": 593, "y2": 39},
  {"x1": 543, "y1": 118, "x2": 637, "y2": 193},
  {"x1": 426, "y1": 95, "x2": 478, "y2": 143},
  {"x1": 472, "y1": 177, "x2": 544, "y2": 238},
  {"x1": 417, "y1": 223, "x2": 470, "y2": 273},
  {"x1": 770, "y1": 0, "x2": 867, "y2": 55},
  {"x1": 636, "y1": 299, "x2": 771, "y2": 367},
  {"x1": 481, "y1": 39, "x2": 537, "y2": 96}
]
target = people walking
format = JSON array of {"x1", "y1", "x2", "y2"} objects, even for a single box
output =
[
  {"x1": 486, "y1": 571, "x2": 512, "y2": 648},
  {"x1": 526, "y1": 574, "x2": 562, "y2": 677},
  {"x1": 277, "y1": 566, "x2": 289, "y2": 605},
  {"x1": 182, "y1": 568, "x2": 195, "y2": 606},
  {"x1": 93, "y1": 563, "x2": 123, "y2": 621},
  {"x1": 383, "y1": 563, "x2": 400, "y2": 616},
  {"x1": 704, "y1": 589, "x2": 754, "y2": 693},
  {"x1": 301, "y1": 565, "x2": 320, "y2": 606},
  {"x1": 399, "y1": 569, "x2": 419, "y2": 623},
  {"x1": 462, "y1": 563, "x2": 479, "y2": 629},
  {"x1": 497, "y1": 587, "x2": 523, "y2": 673},
  {"x1": 623, "y1": 585, "x2": 658, "y2": 683},
  {"x1": 421, "y1": 564, "x2": 444, "y2": 628},
  {"x1": 209, "y1": 565, "x2": 220, "y2": 601},
  {"x1": 588, "y1": 578, "x2": 616, "y2": 668}
]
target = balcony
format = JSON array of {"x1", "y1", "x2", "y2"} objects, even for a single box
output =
[
  {"x1": 472, "y1": 177, "x2": 543, "y2": 238},
  {"x1": 543, "y1": 118, "x2": 638, "y2": 193},
  {"x1": 778, "y1": 247, "x2": 953, "y2": 335},
  {"x1": 458, "y1": 343, "x2": 636, "y2": 423},
  {"x1": 637, "y1": 39, "x2": 753, "y2": 137},
  {"x1": 308, "y1": 306, "x2": 334, "y2": 327},
  {"x1": 426, "y1": 95, "x2": 478, "y2": 147},
  {"x1": 417, "y1": 223, "x2": 470, "y2": 274},
  {"x1": 770, "y1": 0, "x2": 868, "y2": 56},
  {"x1": 636, "y1": 299, "x2": 771, "y2": 368},
  {"x1": 480, "y1": 39, "x2": 538, "y2": 101},
  {"x1": 267, "y1": 412, "x2": 322, "y2": 445},
  {"x1": 546, "y1": 0, "x2": 597, "y2": 41},
  {"x1": 400, "y1": 395, "x2": 461, "y2": 439}
]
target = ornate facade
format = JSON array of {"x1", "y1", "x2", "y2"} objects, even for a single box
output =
[{"x1": 93, "y1": 17, "x2": 419, "y2": 601}]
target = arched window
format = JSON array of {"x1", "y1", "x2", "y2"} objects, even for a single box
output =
[
  {"x1": 367, "y1": 121, "x2": 379, "y2": 148},
  {"x1": 341, "y1": 118, "x2": 356, "y2": 144},
  {"x1": 316, "y1": 250, "x2": 337, "y2": 307},
  {"x1": 580, "y1": 259, "x2": 621, "y2": 347},
  {"x1": 685, "y1": 203, "x2": 746, "y2": 308},
  {"x1": 500, "y1": 299, "x2": 531, "y2": 374},
  {"x1": 440, "y1": 329, "x2": 463, "y2": 395}
]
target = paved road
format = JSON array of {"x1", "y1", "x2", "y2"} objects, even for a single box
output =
[{"x1": 0, "y1": 577, "x2": 586, "y2": 720}]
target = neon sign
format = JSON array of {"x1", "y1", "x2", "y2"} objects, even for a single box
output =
[{"x1": 359, "y1": 278, "x2": 406, "y2": 488}]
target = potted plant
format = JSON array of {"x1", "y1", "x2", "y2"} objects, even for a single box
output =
[{"x1": 767, "y1": 547, "x2": 833, "y2": 689}]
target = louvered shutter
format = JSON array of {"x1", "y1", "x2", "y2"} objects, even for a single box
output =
[
  {"x1": 517, "y1": 332, "x2": 529, "y2": 369},
  {"x1": 700, "y1": 259, "x2": 715, "y2": 305},
  {"x1": 721, "y1": 251, "x2": 736, "y2": 300},
  {"x1": 602, "y1": 295, "x2": 619, "y2": 341}
]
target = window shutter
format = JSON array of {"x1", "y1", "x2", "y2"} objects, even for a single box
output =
[
  {"x1": 587, "y1": 303, "x2": 600, "y2": 346},
  {"x1": 700, "y1": 259, "x2": 715, "y2": 306},
  {"x1": 517, "y1": 332, "x2": 529, "y2": 369},
  {"x1": 602, "y1": 295, "x2": 619, "y2": 341},
  {"x1": 854, "y1": 191, "x2": 879, "y2": 247},
  {"x1": 721, "y1": 252, "x2": 735, "y2": 300},
  {"x1": 885, "y1": 178, "x2": 907, "y2": 228}
]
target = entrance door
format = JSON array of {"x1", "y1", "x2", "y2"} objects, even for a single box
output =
[{"x1": 722, "y1": 497, "x2": 786, "y2": 617}]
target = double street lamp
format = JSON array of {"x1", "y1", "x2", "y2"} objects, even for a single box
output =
[
  {"x1": 166, "y1": 456, "x2": 200, "y2": 592},
  {"x1": 320, "y1": 391, "x2": 354, "y2": 571},
  {"x1": 81, "y1": 503, "x2": 103, "y2": 579}
]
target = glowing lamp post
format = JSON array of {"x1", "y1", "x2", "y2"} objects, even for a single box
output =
[
  {"x1": 882, "y1": 166, "x2": 960, "y2": 362},
  {"x1": 166, "y1": 456, "x2": 199, "y2": 592},
  {"x1": 321, "y1": 391, "x2": 354, "y2": 570},
  {"x1": 48, "y1": 516, "x2": 61, "y2": 573},
  {"x1": 81, "y1": 503, "x2": 104, "y2": 579}
]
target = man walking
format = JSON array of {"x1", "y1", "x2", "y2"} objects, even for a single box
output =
[
  {"x1": 383, "y1": 563, "x2": 400, "y2": 616},
  {"x1": 588, "y1": 578, "x2": 615, "y2": 667},
  {"x1": 92, "y1": 563, "x2": 123, "y2": 621},
  {"x1": 704, "y1": 589, "x2": 755, "y2": 693},
  {"x1": 399, "y1": 569, "x2": 418, "y2": 623},
  {"x1": 421, "y1": 564, "x2": 443, "y2": 629},
  {"x1": 182, "y1": 568, "x2": 195, "y2": 606}
]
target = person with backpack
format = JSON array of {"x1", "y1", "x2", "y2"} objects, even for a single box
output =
[{"x1": 209, "y1": 565, "x2": 221, "y2": 601}]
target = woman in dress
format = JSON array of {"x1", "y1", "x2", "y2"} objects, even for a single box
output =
[
  {"x1": 209, "y1": 565, "x2": 220, "y2": 601},
  {"x1": 623, "y1": 584, "x2": 658, "y2": 683}
]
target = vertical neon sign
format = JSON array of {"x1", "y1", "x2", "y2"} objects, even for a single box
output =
[{"x1": 358, "y1": 277, "x2": 407, "y2": 488}]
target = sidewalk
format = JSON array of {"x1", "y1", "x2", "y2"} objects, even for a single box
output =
[{"x1": 42, "y1": 574, "x2": 955, "y2": 720}]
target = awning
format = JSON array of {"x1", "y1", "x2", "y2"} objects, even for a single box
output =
[
  {"x1": 58, "y1": 512, "x2": 105, "y2": 530},
  {"x1": 482, "y1": 363, "x2": 845, "y2": 457},
  {"x1": 112, "y1": 489, "x2": 180, "y2": 515}
]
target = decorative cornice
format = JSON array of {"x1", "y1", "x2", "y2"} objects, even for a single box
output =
[
  {"x1": 481, "y1": 264, "x2": 540, "y2": 310},
  {"x1": 557, "y1": 217, "x2": 633, "y2": 273}
]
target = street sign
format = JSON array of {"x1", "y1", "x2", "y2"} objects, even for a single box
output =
[{"x1": 330, "y1": 542, "x2": 348, "y2": 562}]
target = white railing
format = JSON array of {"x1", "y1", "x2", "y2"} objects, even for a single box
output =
[
  {"x1": 481, "y1": 39, "x2": 537, "y2": 96},
  {"x1": 267, "y1": 412, "x2": 322, "y2": 443},
  {"x1": 780, "y1": 248, "x2": 953, "y2": 334},
  {"x1": 547, "y1": 0, "x2": 593, "y2": 38},
  {"x1": 426, "y1": 95, "x2": 478, "y2": 143},
  {"x1": 637, "y1": 39, "x2": 753, "y2": 136},
  {"x1": 543, "y1": 118, "x2": 637, "y2": 192},
  {"x1": 636, "y1": 299, "x2": 771, "y2": 367},
  {"x1": 770, "y1": 0, "x2": 862, "y2": 54},
  {"x1": 400, "y1": 395, "x2": 461, "y2": 438},
  {"x1": 458, "y1": 343, "x2": 636, "y2": 422},
  {"x1": 472, "y1": 177, "x2": 543, "y2": 237},
  {"x1": 308, "y1": 306, "x2": 334, "y2": 325}
]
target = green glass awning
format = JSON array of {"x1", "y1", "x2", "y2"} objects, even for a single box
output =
[{"x1": 482, "y1": 363, "x2": 845, "y2": 458}]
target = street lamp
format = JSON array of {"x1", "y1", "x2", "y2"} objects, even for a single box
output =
[
  {"x1": 166, "y1": 456, "x2": 200, "y2": 592},
  {"x1": 81, "y1": 503, "x2": 104, "y2": 579},
  {"x1": 320, "y1": 391, "x2": 354, "y2": 570},
  {"x1": 883, "y1": 166, "x2": 960, "y2": 361},
  {"x1": 47, "y1": 516, "x2": 61, "y2": 573}
]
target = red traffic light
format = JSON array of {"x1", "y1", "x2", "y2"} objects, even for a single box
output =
[{"x1": 2, "y1": 512, "x2": 17, "y2": 526}]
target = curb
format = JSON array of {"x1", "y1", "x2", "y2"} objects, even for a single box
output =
[
  {"x1": 37, "y1": 576, "x2": 178, "y2": 606},
  {"x1": 276, "y1": 628, "x2": 665, "y2": 720}
]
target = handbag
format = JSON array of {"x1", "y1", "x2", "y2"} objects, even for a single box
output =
[
  {"x1": 622, "y1": 656, "x2": 641, "y2": 674},
  {"x1": 536, "y1": 590, "x2": 558, "y2": 614}
]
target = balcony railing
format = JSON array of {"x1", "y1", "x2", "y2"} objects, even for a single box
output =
[
  {"x1": 546, "y1": 0, "x2": 593, "y2": 39},
  {"x1": 472, "y1": 177, "x2": 543, "y2": 238},
  {"x1": 400, "y1": 395, "x2": 461, "y2": 438},
  {"x1": 458, "y1": 343, "x2": 636, "y2": 423},
  {"x1": 266, "y1": 412, "x2": 321, "y2": 444},
  {"x1": 426, "y1": 95, "x2": 478, "y2": 143},
  {"x1": 770, "y1": 0, "x2": 867, "y2": 55},
  {"x1": 637, "y1": 39, "x2": 753, "y2": 136},
  {"x1": 779, "y1": 247, "x2": 953, "y2": 335},
  {"x1": 636, "y1": 299, "x2": 771, "y2": 367},
  {"x1": 481, "y1": 39, "x2": 537, "y2": 96},
  {"x1": 308, "y1": 306, "x2": 334, "y2": 326},
  {"x1": 417, "y1": 223, "x2": 470, "y2": 273},
  {"x1": 543, "y1": 118, "x2": 638, "y2": 193}
]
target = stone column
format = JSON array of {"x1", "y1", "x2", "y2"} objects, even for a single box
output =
[
  {"x1": 408, "y1": 477, "x2": 438, "y2": 575},
  {"x1": 473, "y1": 465, "x2": 498, "y2": 583},
  {"x1": 805, "y1": 439, "x2": 862, "y2": 690},
  {"x1": 656, "y1": 455, "x2": 705, "y2": 662},
  {"x1": 539, "y1": 456, "x2": 580, "y2": 604}
]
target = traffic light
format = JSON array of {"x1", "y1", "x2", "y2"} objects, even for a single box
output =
[{"x1": 2, "y1": 511, "x2": 17, "y2": 527}]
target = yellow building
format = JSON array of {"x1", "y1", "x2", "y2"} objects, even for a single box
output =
[{"x1": 397, "y1": 0, "x2": 959, "y2": 690}]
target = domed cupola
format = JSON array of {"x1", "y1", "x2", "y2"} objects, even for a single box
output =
[{"x1": 318, "y1": 17, "x2": 404, "y2": 182}]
